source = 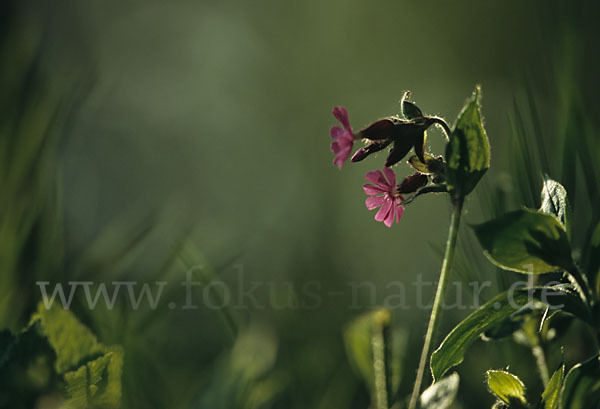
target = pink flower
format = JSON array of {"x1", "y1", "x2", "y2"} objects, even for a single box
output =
[
  {"x1": 363, "y1": 167, "x2": 405, "y2": 227},
  {"x1": 330, "y1": 106, "x2": 355, "y2": 169}
]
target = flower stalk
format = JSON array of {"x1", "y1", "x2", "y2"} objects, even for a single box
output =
[{"x1": 408, "y1": 197, "x2": 464, "y2": 409}]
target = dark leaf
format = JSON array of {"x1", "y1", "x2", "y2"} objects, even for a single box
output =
[
  {"x1": 561, "y1": 355, "x2": 600, "y2": 409},
  {"x1": 401, "y1": 91, "x2": 424, "y2": 120},
  {"x1": 473, "y1": 208, "x2": 574, "y2": 274}
]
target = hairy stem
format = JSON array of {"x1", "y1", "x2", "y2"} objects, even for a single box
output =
[
  {"x1": 531, "y1": 343, "x2": 550, "y2": 386},
  {"x1": 372, "y1": 311, "x2": 390, "y2": 409},
  {"x1": 408, "y1": 198, "x2": 463, "y2": 409}
]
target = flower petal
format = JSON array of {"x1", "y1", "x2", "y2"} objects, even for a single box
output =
[
  {"x1": 365, "y1": 170, "x2": 390, "y2": 189},
  {"x1": 333, "y1": 156, "x2": 344, "y2": 169},
  {"x1": 382, "y1": 166, "x2": 396, "y2": 186},
  {"x1": 330, "y1": 141, "x2": 341, "y2": 154},
  {"x1": 365, "y1": 170, "x2": 382, "y2": 183},
  {"x1": 363, "y1": 184, "x2": 387, "y2": 195},
  {"x1": 330, "y1": 126, "x2": 344, "y2": 139},
  {"x1": 374, "y1": 197, "x2": 393, "y2": 222},
  {"x1": 334, "y1": 147, "x2": 353, "y2": 169},
  {"x1": 332, "y1": 106, "x2": 351, "y2": 131},
  {"x1": 395, "y1": 204, "x2": 405, "y2": 223},
  {"x1": 383, "y1": 205, "x2": 395, "y2": 227},
  {"x1": 365, "y1": 195, "x2": 385, "y2": 210},
  {"x1": 339, "y1": 135, "x2": 353, "y2": 150}
]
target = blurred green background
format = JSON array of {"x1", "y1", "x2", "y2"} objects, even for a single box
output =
[{"x1": 2, "y1": 0, "x2": 600, "y2": 407}]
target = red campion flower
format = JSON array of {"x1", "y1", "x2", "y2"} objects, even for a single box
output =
[
  {"x1": 363, "y1": 167, "x2": 405, "y2": 227},
  {"x1": 329, "y1": 106, "x2": 355, "y2": 169}
]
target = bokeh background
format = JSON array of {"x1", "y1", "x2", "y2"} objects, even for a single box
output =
[{"x1": 2, "y1": 0, "x2": 600, "y2": 407}]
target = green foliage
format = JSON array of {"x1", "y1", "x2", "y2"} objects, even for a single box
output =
[
  {"x1": 31, "y1": 304, "x2": 106, "y2": 374},
  {"x1": 63, "y1": 347, "x2": 123, "y2": 409},
  {"x1": 541, "y1": 365, "x2": 564, "y2": 409},
  {"x1": 0, "y1": 17, "x2": 67, "y2": 327},
  {"x1": 430, "y1": 286, "x2": 588, "y2": 381},
  {"x1": 560, "y1": 356, "x2": 600, "y2": 409},
  {"x1": 431, "y1": 290, "x2": 534, "y2": 382},
  {"x1": 486, "y1": 370, "x2": 527, "y2": 405},
  {"x1": 473, "y1": 209, "x2": 574, "y2": 274},
  {"x1": 419, "y1": 372, "x2": 459, "y2": 409},
  {"x1": 445, "y1": 86, "x2": 490, "y2": 198},
  {"x1": 0, "y1": 304, "x2": 123, "y2": 409}
]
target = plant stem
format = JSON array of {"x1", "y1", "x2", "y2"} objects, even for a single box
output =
[
  {"x1": 429, "y1": 117, "x2": 452, "y2": 141},
  {"x1": 408, "y1": 198, "x2": 463, "y2": 409},
  {"x1": 531, "y1": 343, "x2": 550, "y2": 386},
  {"x1": 372, "y1": 310, "x2": 390, "y2": 409}
]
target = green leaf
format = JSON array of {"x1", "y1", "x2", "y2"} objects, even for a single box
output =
[
  {"x1": 540, "y1": 176, "x2": 571, "y2": 237},
  {"x1": 420, "y1": 372, "x2": 459, "y2": 409},
  {"x1": 30, "y1": 303, "x2": 104, "y2": 374},
  {"x1": 401, "y1": 91, "x2": 423, "y2": 119},
  {"x1": 473, "y1": 208, "x2": 574, "y2": 274},
  {"x1": 561, "y1": 355, "x2": 600, "y2": 409},
  {"x1": 63, "y1": 346, "x2": 124, "y2": 409},
  {"x1": 430, "y1": 286, "x2": 588, "y2": 381},
  {"x1": 541, "y1": 365, "x2": 564, "y2": 409},
  {"x1": 29, "y1": 303, "x2": 124, "y2": 408},
  {"x1": 487, "y1": 370, "x2": 527, "y2": 404},
  {"x1": 482, "y1": 307, "x2": 532, "y2": 341},
  {"x1": 445, "y1": 85, "x2": 490, "y2": 197}
]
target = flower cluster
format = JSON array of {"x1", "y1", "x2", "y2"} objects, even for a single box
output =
[{"x1": 329, "y1": 93, "x2": 449, "y2": 227}]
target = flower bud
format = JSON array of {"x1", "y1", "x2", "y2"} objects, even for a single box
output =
[
  {"x1": 397, "y1": 172, "x2": 428, "y2": 194},
  {"x1": 359, "y1": 118, "x2": 397, "y2": 141},
  {"x1": 351, "y1": 140, "x2": 392, "y2": 162},
  {"x1": 351, "y1": 148, "x2": 368, "y2": 162}
]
